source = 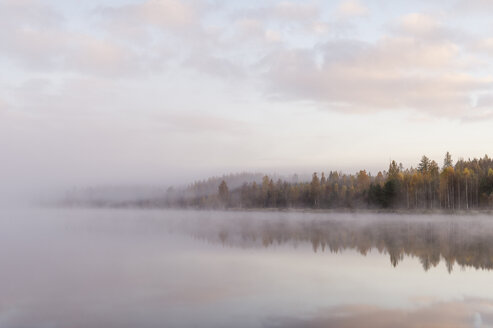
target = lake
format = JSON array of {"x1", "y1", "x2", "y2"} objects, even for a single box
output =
[{"x1": 1, "y1": 208, "x2": 493, "y2": 328}]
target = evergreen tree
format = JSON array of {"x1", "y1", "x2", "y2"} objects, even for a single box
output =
[
  {"x1": 218, "y1": 180, "x2": 229, "y2": 206},
  {"x1": 443, "y1": 152, "x2": 453, "y2": 169}
]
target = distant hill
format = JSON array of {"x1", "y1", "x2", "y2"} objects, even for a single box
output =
[{"x1": 186, "y1": 172, "x2": 265, "y2": 197}]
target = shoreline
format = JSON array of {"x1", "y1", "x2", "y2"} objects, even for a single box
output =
[{"x1": 52, "y1": 202, "x2": 493, "y2": 216}]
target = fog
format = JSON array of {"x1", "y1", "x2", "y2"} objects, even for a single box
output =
[
  {"x1": 2, "y1": 208, "x2": 493, "y2": 327},
  {"x1": 0, "y1": 125, "x2": 332, "y2": 206},
  {"x1": 5, "y1": 1, "x2": 493, "y2": 327},
  {"x1": 127, "y1": 210, "x2": 493, "y2": 271},
  {"x1": 4, "y1": 0, "x2": 493, "y2": 207}
]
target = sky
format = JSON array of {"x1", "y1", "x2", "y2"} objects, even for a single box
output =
[{"x1": 2, "y1": 0, "x2": 493, "y2": 199}]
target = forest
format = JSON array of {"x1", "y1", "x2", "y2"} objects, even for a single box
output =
[{"x1": 165, "y1": 152, "x2": 493, "y2": 211}]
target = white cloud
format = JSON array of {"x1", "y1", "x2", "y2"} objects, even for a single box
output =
[
  {"x1": 263, "y1": 36, "x2": 492, "y2": 118},
  {"x1": 0, "y1": 0, "x2": 64, "y2": 28},
  {"x1": 138, "y1": 0, "x2": 195, "y2": 27},
  {"x1": 99, "y1": 0, "x2": 196, "y2": 29},
  {"x1": 367, "y1": 36, "x2": 460, "y2": 69},
  {"x1": 311, "y1": 22, "x2": 330, "y2": 35},
  {"x1": 401, "y1": 13, "x2": 438, "y2": 33},
  {"x1": 337, "y1": 0, "x2": 369, "y2": 18},
  {"x1": 184, "y1": 53, "x2": 245, "y2": 79},
  {"x1": 0, "y1": 1, "x2": 153, "y2": 77},
  {"x1": 236, "y1": 1, "x2": 320, "y2": 23},
  {"x1": 234, "y1": 18, "x2": 266, "y2": 42},
  {"x1": 396, "y1": 13, "x2": 444, "y2": 39},
  {"x1": 0, "y1": 1, "x2": 65, "y2": 69},
  {"x1": 1, "y1": 0, "x2": 491, "y2": 120},
  {"x1": 265, "y1": 29, "x2": 282, "y2": 43},
  {"x1": 274, "y1": 1, "x2": 320, "y2": 21},
  {"x1": 64, "y1": 35, "x2": 144, "y2": 77},
  {"x1": 455, "y1": 0, "x2": 493, "y2": 13},
  {"x1": 473, "y1": 38, "x2": 493, "y2": 56}
]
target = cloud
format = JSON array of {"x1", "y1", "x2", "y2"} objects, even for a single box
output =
[
  {"x1": 391, "y1": 13, "x2": 466, "y2": 43},
  {"x1": 230, "y1": 1, "x2": 325, "y2": 43},
  {"x1": 461, "y1": 93, "x2": 493, "y2": 122},
  {"x1": 8, "y1": 29, "x2": 145, "y2": 77},
  {"x1": 337, "y1": 0, "x2": 369, "y2": 18},
  {"x1": 262, "y1": 30, "x2": 492, "y2": 118},
  {"x1": 398, "y1": 13, "x2": 440, "y2": 37},
  {"x1": 236, "y1": 1, "x2": 320, "y2": 23},
  {"x1": 232, "y1": 18, "x2": 286, "y2": 45},
  {"x1": 0, "y1": 0, "x2": 64, "y2": 28},
  {"x1": 235, "y1": 18, "x2": 264, "y2": 38},
  {"x1": 472, "y1": 38, "x2": 493, "y2": 56},
  {"x1": 0, "y1": 0, "x2": 66, "y2": 69},
  {"x1": 98, "y1": 0, "x2": 197, "y2": 30},
  {"x1": 265, "y1": 29, "x2": 282, "y2": 42},
  {"x1": 274, "y1": 1, "x2": 320, "y2": 21},
  {"x1": 63, "y1": 35, "x2": 145, "y2": 77},
  {"x1": 311, "y1": 22, "x2": 330, "y2": 35},
  {"x1": 0, "y1": 0, "x2": 154, "y2": 77},
  {"x1": 455, "y1": 0, "x2": 493, "y2": 13},
  {"x1": 162, "y1": 113, "x2": 251, "y2": 136},
  {"x1": 233, "y1": 18, "x2": 266, "y2": 42},
  {"x1": 2, "y1": 0, "x2": 493, "y2": 121},
  {"x1": 475, "y1": 93, "x2": 493, "y2": 108},
  {"x1": 184, "y1": 53, "x2": 245, "y2": 79}
]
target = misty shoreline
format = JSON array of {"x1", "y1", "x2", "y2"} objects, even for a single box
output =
[
  {"x1": 52, "y1": 203, "x2": 493, "y2": 217},
  {"x1": 58, "y1": 153, "x2": 493, "y2": 214}
]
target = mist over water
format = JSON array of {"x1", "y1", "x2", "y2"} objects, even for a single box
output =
[
  {"x1": 5, "y1": 0, "x2": 493, "y2": 327},
  {"x1": 170, "y1": 211, "x2": 493, "y2": 272},
  {"x1": 2, "y1": 208, "x2": 493, "y2": 328}
]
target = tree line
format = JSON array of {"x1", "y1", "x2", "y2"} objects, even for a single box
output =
[{"x1": 170, "y1": 153, "x2": 493, "y2": 210}]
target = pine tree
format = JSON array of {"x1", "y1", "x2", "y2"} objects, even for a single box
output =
[{"x1": 218, "y1": 180, "x2": 229, "y2": 206}]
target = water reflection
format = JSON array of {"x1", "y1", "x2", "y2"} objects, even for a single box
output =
[
  {"x1": 175, "y1": 213, "x2": 493, "y2": 272},
  {"x1": 3, "y1": 209, "x2": 493, "y2": 328},
  {"x1": 266, "y1": 298, "x2": 493, "y2": 328}
]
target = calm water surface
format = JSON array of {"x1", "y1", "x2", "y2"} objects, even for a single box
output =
[{"x1": 1, "y1": 208, "x2": 493, "y2": 328}]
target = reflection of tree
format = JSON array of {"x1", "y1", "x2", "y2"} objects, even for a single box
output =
[{"x1": 188, "y1": 217, "x2": 493, "y2": 272}]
